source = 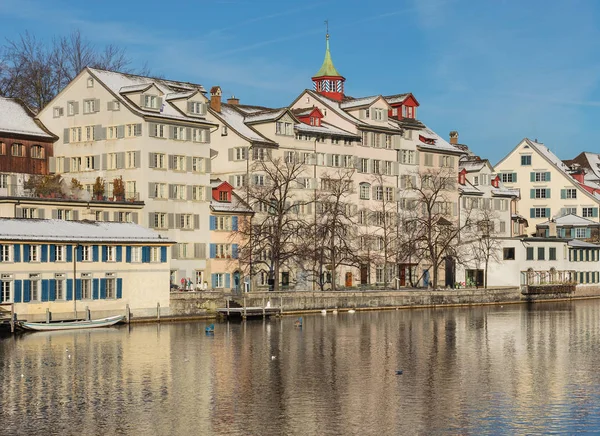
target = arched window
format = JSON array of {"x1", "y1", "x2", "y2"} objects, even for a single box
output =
[{"x1": 359, "y1": 182, "x2": 371, "y2": 200}]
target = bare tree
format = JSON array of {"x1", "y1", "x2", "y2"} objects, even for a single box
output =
[
  {"x1": 398, "y1": 167, "x2": 472, "y2": 289},
  {"x1": 236, "y1": 153, "x2": 310, "y2": 292},
  {"x1": 310, "y1": 168, "x2": 357, "y2": 291},
  {"x1": 1, "y1": 29, "x2": 145, "y2": 112}
]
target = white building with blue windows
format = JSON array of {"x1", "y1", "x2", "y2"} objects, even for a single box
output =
[{"x1": 0, "y1": 218, "x2": 173, "y2": 321}]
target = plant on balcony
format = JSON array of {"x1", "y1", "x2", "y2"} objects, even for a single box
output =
[
  {"x1": 113, "y1": 176, "x2": 125, "y2": 201},
  {"x1": 24, "y1": 174, "x2": 63, "y2": 198},
  {"x1": 92, "y1": 176, "x2": 105, "y2": 200},
  {"x1": 70, "y1": 177, "x2": 83, "y2": 191}
]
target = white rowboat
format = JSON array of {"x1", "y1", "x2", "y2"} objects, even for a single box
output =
[{"x1": 17, "y1": 315, "x2": 125, "y2": 331}]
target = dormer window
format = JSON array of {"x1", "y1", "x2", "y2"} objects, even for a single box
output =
[
  {"x1": 219, "y1": 191, "x2": 229, "y2": 202},
  {"x1": 402, "y1": 105, "x2": 416, "y2": 119},
  {"x1": 365, "y1": 109, "x2": 370, "y2": 119},
  {"x1": 188, "y1": 101, "x2": 205, "y2": 115},
  {"x1": 276, "y1": 121, "x2": 293, "y2": 136},
  {"x1": 310, "y1": 117, "x2": 320, "y2": 127},
  {"x1": 392, "y1": 108, "x2": 398, "y2": 116},
  {"x1": 373, "y1": 108, "x2": 386, "y2": 121},
  {"x1": 144, "y1": 95, "x2": 158, "y2": 109}
]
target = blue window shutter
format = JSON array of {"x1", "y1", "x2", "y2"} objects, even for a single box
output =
[
  {"x1": 512, "y1": 173, "x2": 517, "y2": 182},
  {"x1": 546, "y1": 208, "x2": 551, "y2": 218},
  {"x1": 530, "y1": 172, "x2": 535, "y2": 182},
  {"x1": 225, "y1": 273, "x2": 231, "y2": 289},
  {"x1": 211, "y1": 274, "x2": 217, "y2": 288},
  {"x1": 100, "y1": 279, "x2": 107, "y2": 299},
  {"x1": 126, "y1": 246, "x2": 132, "y2": 263},
  {"x1": 77, "y1": 245, "x2": 83, "y2": 262},
  {"x1": 546, "y1": 172, "x2": 551, "y2": 181},
  {"x1": 49, "y1": 244, "x2": 56, "y2": 262},
  {"x1": 161, "y1": 246, "x2": 167, "y2": 262},
  {"x1": 13, "y1": 280, "x2": 22, "y2": 302},
  {"x1": 142, "y1": 246, "x2": 150, "y2": 263},
  {"x1": 561, "y1": 189, "x2": 566, "y2": 199},
  {"x1": 100, "y1": 245, "x2": 106, "y2": 262},
  {"x1": 93, "y1": 279, "x2": 99, "y2": 299},
  {"x1": 210, "y1": 216, "x2": 217, "y2": 230},
  {"x1": 76, "y1": 279, "x2": 82, "y2": 300},
  {"x1": 23, "y1": 280, "x2": 31, "y2": 302},
  {"x1": 116, "y1": 278, "x2": 123, "y2": 299},
  {"x1": 23, "y1": 244, "x2": 30, "y2": 262},
  {"x1": 546, "y1": 189, "x2": 551, "y2": 198},
  {"x1": 13, "y1": 244, "x2": 21, "y2": 262},
  {"x1": 116, "y1": 246, "x2": 122, "y2": 262},
  {"x1": 232, "y1": 244, "x2": 238, "y2": 259},
  {"x1": 210, "y1": 244, "x2": 216, "y2": 258},
  {"x1": 41, "y1": 280, "x2": 49, "y2": 302},
  {"x1": 593, "y1": 208, "x2": 599, "y2": 218},
  {"x1": 530, "y1": 208, "x2": 535, "y2": 218},
  {"x1": 232, "y1": 216, "x2": 238, "y2": 231},
  {"x1": 66, "y1": 279, "x2": 73, "y2": 300},
  {"x1": 41, "y1": 245, "x2": 48, "y2": 262},
  {"x1": 530, "y1": 189, "x2": 535, "y2": 199},
  {"x1": 66, "y1": 245, "x2": 72, "y2": 262},
  {"x1": 49, "y1": 280, "x2": 56, "y2": 301},
  {"x1": 586, "y1": 228, "x2": 592, "y2": 239}
]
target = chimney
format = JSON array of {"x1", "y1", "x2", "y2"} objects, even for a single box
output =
[
  {"x1": 227, "y1": 95, "x2": 239, "y2": 105},
  {"x1": 491, "y1": 176, "x2": 499, "y2": 188},
  {"x1": 572, "y1": 171, "x2": 585, "y2": 184},
  {"x1": 210, "y1": 86, "x2": 222, "y2": 113},
  {"x1": 548, "y1": 220, "x2": 557, "y2": 238},
  {"x1": 449, "y1": 131, "x2": 459, "y2": 145}
]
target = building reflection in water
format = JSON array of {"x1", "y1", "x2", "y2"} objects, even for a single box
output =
[{"x1": 2, "y1": 301, "x2": 600, "y2": 434}]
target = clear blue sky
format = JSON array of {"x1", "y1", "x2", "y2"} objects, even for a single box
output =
[{"x1": 2, "y1": 0, "x2": 599, "y2": 164}]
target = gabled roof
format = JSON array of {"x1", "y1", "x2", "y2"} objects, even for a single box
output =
[
  {"x1": 538, "y1": 214, "x2": 599, "y2": 227},
  {"x1": 568, "y1": 239, "x2": 600, "y2": 247},
  {"x1": 165, "y1": 91, "x2": 198, "y2": 101},
  {"x1": 416, "y1": 127, "x2": 462, "y2": 154},
  {"x1": 212, "y1": 104, "x2": 276, "y2": 146},
  {"x1": 245, "y1": 108, "x2": 289, "y2": 124},
  {"x1": 0, "y1": 218, "x2": 174, "y2": 243},
  {"x1": 340, "y1": 95, "x2": 381, "y2": 109},
  {"x1": 384, "y1": 93, "x2": 410, "y2": 105},
  {"x1": 0, "y1": 97, "x2": 55, "y2": 139},
  {"x1": 295, "y1": 121, "x2": 360, "y2": 139},
  {"x1": 291, "y1": 89, "x2": 366, "y2": 127},
  {"x1": 87, "y1": 68, "x2": 214, "y2": 125}
]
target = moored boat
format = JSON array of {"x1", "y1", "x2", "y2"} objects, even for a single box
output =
[{"x1": 17, "y1": 315, "x2": 125, "y2": 332}]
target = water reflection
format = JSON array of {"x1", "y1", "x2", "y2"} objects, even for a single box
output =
[{"x1": 2, "y1": 301, "x2": 600, "y2": 435}]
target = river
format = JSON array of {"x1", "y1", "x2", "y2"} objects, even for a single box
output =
[{"x1": 2, "y1": 300, "x2": 600, "y2": 435}]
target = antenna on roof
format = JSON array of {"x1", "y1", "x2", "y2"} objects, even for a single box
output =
[{"x1": 324, "y1": 19, "x2": 329, "y2": 38}]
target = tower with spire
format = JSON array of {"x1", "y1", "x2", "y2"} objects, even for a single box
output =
[{"x1": 312, "y1": 28, "x2": 345, "y2": 101}]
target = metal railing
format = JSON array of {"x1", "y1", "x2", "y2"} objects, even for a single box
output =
[{"x1": 0, "y1": 185, "x2": 140, "y2": 202}]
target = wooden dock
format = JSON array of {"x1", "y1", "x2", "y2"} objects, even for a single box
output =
[{"x1": 216, "y1": 306, "x2": 281, "y2": 319}]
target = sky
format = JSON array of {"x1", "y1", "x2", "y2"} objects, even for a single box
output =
[{"x1": 1, "y1": 0, "x2": 600, "y2": 164}]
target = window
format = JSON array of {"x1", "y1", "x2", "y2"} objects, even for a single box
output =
[
  {"x1": 30, "y1": 145, "x2": 44, "y2": 159},
  {"x1": 87, "y1": 77, "x2": 94, "y2": 87},
  {"x1": 276, "y1": 121, "x2": 293, "y2": 136},
  {"x1": 150, "y1": 247, "x2": 160, "y2": 262},
  {"x1": 214, "y1": 273, "x2": 225, "y2": 288},
  {"x1": 575, "y1": 228, "x2": 588, "y2": 238},
  {"x1": 235, "y1": 148, "x2": 247, "y2": 161},
  {"x1": 83, "y1": 99, "x2": 97, "y2": 114},
  {"x1": 372, "y1": 160, "x2": 381, "y2": 174},
  {"x1": 331, "y1": 154, "x2": 341, "y2": 167},
  {"x1": 106, "y1": 278, "x2": 116, "y2": 298},
  {"x1": 361, "y1": 131, "x2": 369, "y2": 146},
  {"x1": 359, "y1": 183, "x2": 370, "y2": 200},
  {"x1": 154, "y1": 213, "x2": 167, "y2": 229},
  {"x1": 126, "y1": 124, "x2": 141, "y2": 137},
  {"x1": 562, "y1": 207, "x2": 577, "y2": 216},
  {"x1": 55, "y1": 245, "x2": 65, "y2": 262},
  {"x1": 253, "y1": 148, "x2": 266, "y2": 161},
  {"x1": 401, "y1": 150, "x2": 415, "y2": 164},
  {"x1": 173, "y1": 126, "x2": 186, "y2": 140},
  {"x1": 384, "y1": 161, "x2": 393, "y2": 175},
  {"x1": 144, "y1": 95, "x2": 158, "y2": 109},
  {"x1": 191, "y1": 128, "x2": 209, "y2": 142},
  {"x1": 538, "y1": 247, "x2": 545, "y2": 260},
  {"x1": 170, "y1": 184, "x2": 186, "y2": 200},
  {"x1": 526, "y1": 247, "x2": 534, "y2": 260},
  {"x1": 106, "y1": 246, "x2": 116, "y2": 261},
  {"x1": 549, "y1": 247, "x2": 557, "y2": 260},
  {"x1": 21, "y1": 208, "x2": 36, "y2": 218},
  {"x1": 0, "y1": 245, "x2": 11, "y2": 262},
  {"x1": 440, "y1": 156, "x2": 452, "y2": 167},
  {"x1": 521, "y1": 155, "x2": 532, "y2": 166},
  {"x1": 0, "y1": 174, "x2": 7, "y2": 188},
  {"x1": 534, "y1": 172, "x2": 550, "y2": 182},
  {"x1": 29, "y1": 245, "x2": 40, "y2": 262},
  {"x1": 374, "y1": 186, "x2": 383, "y2": 201},
  {"x1": 11, "y1": 144, "x2": 25, "y2": 157},
  {"x1": 117, "y1": 212, "x2": 132, "y2": 223},
  {"x1": 192, "y1": 185, "x2": 205, "y2": 201},
  {"x1": 216, "y1": 216, "x2": 232, "y2": 230},
  {"x1": 189, "y1": 102, "x2": 204, "y2": 114},
  {"x1": 82, "y1": 276, "x2": 92, "y2": 299},
  {"x1": 343, "y1": 155, "x2": 353, "y2": 168},
  {"x1": 385, "y1": 187, "x2": 394, "y2": 201},
  {"x1": 153, "y1": 124, "x2": 167, "y2": 138},
  {"x1": 501, "y1": 173, "x2": 516, "y2": 183},
  {"x1": 55, "y1": 276, "x2": 65, "y2": 300},
  {"x1": 125, "y1": 151, "x2": 137, "y2": 169},
  {"x1": 359, "y1": 158, "x2": 369, "y2": 173},
  {"x1": 253, "y1": 175, "x2": 265, "y2": 186},
  {"x1": 153, "y1": 153, "x2": 166, "y2": 169},
  {"x1": 535, "y1": 188, "x2": 549, "y2": 199},
  {"x1": 81, "y1": 246, "x2": 91, "y2": 262},
  {"x1": 179, "y1": 214, "x2": 193, "y2": 230},
  {"x1": 372, "y1": 108, "x2": 385, "y2": 121},
  {"x1": 30, "y1": 275, "x2": 40, "y2": 301},
  {"x1": 53, "y1": 107, "x2": 63, "y2": 118},
  {"x1": 582, "y1": 207, "x2": 597, "y2": 218},
  {"x1": 564, "y1": 189, "x2": 577, "y2": 199},
  {"x1": 533, "y1": 208, "x2": 549, "y2": 218},
  {"x1": 503, "y1": 247, "x2": 515, "y2": 260},
  {"x1": 0, "y1": 142, "x2": 5, "y2": 155},
  {"x1": 172, "y1": 155, "x2": 186, "y2": 171},
  {"x1": 473, "y1": 176, "x2": 479, "y2": 186},
  {"x1": 285, "y1": 151, "x2": 296, "y2": 164},
  {"x1": 57, "y1": 209, "x2": 72, "y2": 220},
  {"x1": 214, "y1": 244, "x2": 231, "y2": 258},
  {"x1": 424, "y1": 153, "x2": 433, "y2": 167},
  {"x1": 219, "y1": 191, "x2": 228, "y2": 201}
]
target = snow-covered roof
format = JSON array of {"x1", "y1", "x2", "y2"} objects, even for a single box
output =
[
  {"x1": 119, "y1": 83, "x2": 153, "y2": 94},
  {"x1": 245, "y1": 108, "x2": 287, "y2": 124},
  {"x1": 538, "y1": 214, "x2": 599, "y2": 227},
  {"x1": 417, "y1": 127, "x2": 462, "y2": 153},
  {"x1": 210, "y1": 192, "x2": 253, "y2": 214},
  {"x1": 0, "y1": 219, "x2": 174, "y2": 243},
  {"x1": 568, "y1": 239, "x2": 600, "y2": 248},
  {"x1": 0, "y1": 97, "x2": 53, "y2": 139},
  {"x1": 302, "y1": 90, "x2": 366, "y2": 126},
  {"x1": 88, "y1": 68, "x2": 211, "y2": 124},
  {"x1": 295, "y1": 122, "x2": 360, "y2": 138},
  {"x1": 165, "y1": 91, "x2": 196, "y2": 101},
  {"x1": 459, "y1": 160, "x2": 487, "y2": 172},
  {"x1": 582, "y1": 152, "x2": 600, "y2": 179},
  {"x1": 340, "y1": 95, "x2": 380, "y2": 109},
  {"x1": 527, "y1": 139, "x2": 572, "y2": 173},
  {"x1": 459, "y1": 184, "x2": 482, "y2": 195},
  {"x1": 216, "y1": 105, "x2": 275, "y2": 145},
  {"x1": 491, "y1": 187, "x2": 520, "y2": 197},
  {"x1": 384, "y1": 93, "x2": 410, "y2": 105}
]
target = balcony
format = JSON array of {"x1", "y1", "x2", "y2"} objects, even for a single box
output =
[{"x1": 0, "y1": 184, "x2": 141, "y2": 203}]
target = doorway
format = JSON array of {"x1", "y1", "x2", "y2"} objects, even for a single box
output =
[
  {"x1": 345, "y1": 272, "x2": 353, "y2": 287},
  {"x1": 445, "y1": 256, "x2": 456, "y2": 288},
  {"x1": 360, "y1": 264, "x2": 368, "y2": 285}
]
